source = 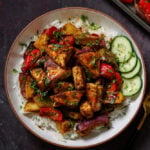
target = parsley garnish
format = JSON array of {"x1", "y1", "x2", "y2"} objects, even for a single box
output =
[
  {"x1": 58, "y1": 82, "x2": 63, "y2": 88},
  {"x1": 81, "y1": 15, "x2": 88, "y2": 22},
  {"x1": 89, "y1": 22, "x2": 101, "y2": 30},
  {"x1": 45, "y1": 77, "x2": 50, "y2": 86},
  {"x1": 12, "y1": 68, "x2": 18, "y2": 73},
  {"x1": 68, "y1": 86, "x2": 74, "y2": 91},
  {"x1": 91, "y1": 58, "x2": 96, "y2": 67}
]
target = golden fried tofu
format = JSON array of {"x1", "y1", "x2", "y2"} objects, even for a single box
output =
[
  {"x1": 61, "y1": 22, "x2": 82, "y2": 37},
  {"x1": 80, "y1": 101, "x2": 93, "y2": 119},
  {"x1": 30, "y1": 68, "x2": 45, "y2": 90},
  {"x1": 86, "y1": 83, "x2": 102, "y2": 112},
  {"x1": 34, "y1": 33, "x2": 48, "y2": 50},
  {"x1": 56, "y1": 120, "x2": 73, "y2": 134},
  {"x1": 24, "y1": 101, "x2": 40, "y2": 112},
  {"x1": 25, "y1": 76, "x2": 34, "y2": 99},
  {"x1": 50, "y1": 90, "x2": 84, "y2": 108},
  {"x1": 53, "y1": 82, "x2": 74, "y2": 94},
  {"x1": 66, "y1": 111, "x2": 81, "y2": 120},
  {"x1": 97, "y1": 85, "x2": 103, "y2": 100},
  {"x1": 45, "y1": 44, "x2": 73, "y2": 68},
  {"x1": 72, "y1": 66, "x2": 85, "y2": 90},
  {"x1": 77, "y1": 52, "x2": 100, "y2": 79},
  {"x1": 33, "y1": 94, "x2": 53, "y2": 108},
  {"x1": 46, "y1": 66, "x2": 71, "y2": 87}
]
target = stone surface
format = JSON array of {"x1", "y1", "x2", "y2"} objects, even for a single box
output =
[{"x1": 0, "y1": 0, "x2": 150, "y2": 150}]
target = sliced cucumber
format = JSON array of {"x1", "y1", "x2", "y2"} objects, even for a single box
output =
[
  {"x1": 111, "y1": 36, "x2": 133, "y2": 63},
  {"x1": 121, "y1": 76, "x2": 142, "y2": 96},
  {"x1": 119, "y1": 53, "x2": 137, "y2": 73},
  {"x1": 121, "y1": 58, "x2": 141, "y2": 79}
]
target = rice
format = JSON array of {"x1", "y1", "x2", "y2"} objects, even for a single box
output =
[{"x1": 17, "y1": 17, "x2": 128, "y2": 141}]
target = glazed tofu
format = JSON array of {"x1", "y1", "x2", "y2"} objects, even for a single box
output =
[
  {"x1": 77, "y1": 52, "x2": 100, "y2": 79},
  {"x1": 53, "y1": 82, "x2": 74, "y2": 94},
  {"x1": 34, "y1": 33, "x2": 48, "y2": 50},
  {"x1": 72, "y1": 66, "x2": 85, "y2": 90},
  {"x1": 61, "y1": 22, "x2": 82, "y2": 37},
  {"x1": 24, "y1": 101, "x2": 40, "y2": 112},
  {"x1": 25, "y1": 76, "x2": 34, "y2": 99},
  {"x1": 56, "y1": 120, "x2": 73, "y2": 134},
  {"x1": 80, "y1": 101, "x2": 93, "y2": 119},
  {"x1": 45, "y1": 44, "x2": 74, "y2": 68},
  {"x1": 50, "y1": 90, "x2": 84, "y2": 108},
  {"x1": 86, "y1": 83, "x2": 102, "y2": 112},
  {"x1": 30, "y1": 68, "x2": 45, "y2": 90},
  {"x1": 33, "y1": 94, "x2": 53, "y2": 108},
  {"x1": 46, "y1": 66, "x2": 71, "y2": 87}
]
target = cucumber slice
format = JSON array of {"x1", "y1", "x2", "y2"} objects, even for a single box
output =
[
  {"x1": 111, "y1": 36, "x2": 133, "y2": 63},
  {"x1": 121, "y1": 76, "x2": 142, "y2": 96},
  {"x1": 119, "y1": 53, "x2": 137, "y2": 73},
  {"x1": 121, "y1": 58, "x2": 141, "y2": 79}
]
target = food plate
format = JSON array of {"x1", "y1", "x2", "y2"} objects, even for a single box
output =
[{"x1": 4, "y1": 7, "x2": 146, "y2": 148}]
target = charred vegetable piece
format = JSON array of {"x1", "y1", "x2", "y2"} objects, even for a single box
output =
[
  {"x1": 24, "y1": 41, "x2": 36, "y2": 59},
  {"x1": 22, "y1": 49, "x2": 41, "y2": 73},
  {"x1": 76, "y1": 114, "x2": 109, "y2": 136},
  {"x1": 45, "y1": 44, "x2": 74, "y2": 68},
  {"x1": 44, "y1": 57, "x2": 59, "y2": 69},
  {"x1": 65, "y1": 111, "x2": 81, "y2": 120},
  {"x1": 98, "y1": 48, "x2": 119, "y2": 70},
  {"x1": 75, "y1": 46, "x2": 93, "y2": 56},
  {"x1": 40, "y1": 107, "x2": 63, "y2": 122},
  {"x1": 77, "y1": 52, "x2": 100, "y2": 79},
  {"x1": 34, "y1": 33, "x2": 49, "y2": 50},
  {"x1": 100, "y1": 63, "x2": 115, "y2": 80},
  {"x1": 53, "y1": 82, "x2": 74, "y2": 94},
  {"x1": 33, "y1": 94, "x2": 53, "y2": 108},
  {"x1": 104, "y1": 92, "x2": 125, "y2": 104},
  {"x1": 56, "y1": 120, "x2": 73, "y2": 134},
  {"x1": 24, "y1": 101, "x2": 40, "y2": 112},
  {"x1": 80, "y1": 101, "x2": 94, "y2": 119},
  {"x1": 19, "y1": 73, "x2": 28, "y2": 98},
  {"x1": 72, "y1": 66, "x2": 85, "y2": 90},
  {"x1": 86, "y1": 83, "x2": 102, "y2": 112},
  {"x1": 46, "y1": 66, "x2": 71, "y2": 87},
  {"x1": 50, "y1": 90, "x2": 84, "y2": 108},
  {"x1": 30, "y1": 68, "x2": 45, "y2": 90},
  {"x1": 25, "y1": 76, "x2": 35, "y2": 99}
]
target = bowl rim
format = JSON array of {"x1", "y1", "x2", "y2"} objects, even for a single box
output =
[{"x1": 4, "y1": 7, "x2": 147, "y2": 149}]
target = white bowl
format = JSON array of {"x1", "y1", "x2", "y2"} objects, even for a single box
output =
[{"x1": 4, "y1": 7, "x2": 146, "y2": 148}]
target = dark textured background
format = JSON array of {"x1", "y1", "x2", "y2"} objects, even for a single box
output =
[{"x1": 0, "y1": 0, "x2": 150, "y2": 150}]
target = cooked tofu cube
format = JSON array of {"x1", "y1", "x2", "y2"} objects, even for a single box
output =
[
  {"x1": 34, "y1": 33, "x2": 48, "y2": 50},
  {"x1": 24, "y1": 101, "x2": 40, "y2": 112},
  {"x1": 30, "y1": 68, "x2": 45, "y2": 90},
  {"x1": 86, "y1": 83, "x2": 102, "y2": 112},
  {"x1": 53, "y1": 82, "x2": 74, "y2": 94},
  {"x1": 80, "y1": 101, "x2": 93, "y2": 119},
  {"x1": 77, "y1": 52, "x2": 100, "y2": 79},
  {"x1": 61, "y1": 22, "x2": 82, "y2": 37},
  {"x1": 97, "y1": 85, "x2": 103, "y2": 100},
  {"x1": 50, "y1": 90, "x2": 84, "y2": 108},
  {"x1": 72, "y1": 66, "x2": 85, "y2": 90},
  {"x1": 33, "y1": 94, "x2": 53, "y2": 108},
  {"x1": 25, "y1": 76, "x2": 34, "y2": 99},
  {"x1": 45, "y1": 44, "x2": 73, "y2": 68},
  {"x1": 46, "y1": 66, "x2": 71, "y2": 87},
  {"x1": 56, "y1": 120, "x2": 73, "y2": 134},
  {"x1": 66, "y1": 111, "x2": 81, "y2": 120}
]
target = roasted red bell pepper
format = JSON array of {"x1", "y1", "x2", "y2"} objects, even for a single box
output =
[
  {"x1": 115, "y1": 72, "x2": 122, "y2": 90},
  {"x1": 22, "y1": 49, "x2": 41, "y2": 72},
  {"x1": 121, "y1": 0, "x2": 133, "y2": 4},
  {"x1": 40, "y1": 107, "x2": 63, "y2": 122},
  {"x1": 63, "y1": 36, "x2": 75, "y2": 45},
  {"x1": 100, "y1": 63, "x2": 115, "y2": 79},
  {"x1": 45, "y1": 26, "x2": 58, "y2": 38}
]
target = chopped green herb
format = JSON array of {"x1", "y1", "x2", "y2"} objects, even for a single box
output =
[
  {"x1": 58, "y1": 82, "x2": 63, "y2": 88},
  {"x1": 75, "y1": 38, "x2": 80, "y2": 45},
  {"x1": 19, "y1": 42, "x2": 27, "y2": 47},
  {"x1": 107, "y1": 69, "x2": 113, "y2": 73},
  {"x1": 89, "y1": 22, "x2": 101, "y2": 30},
  {"x1": 73, "y1": 101, "x2": 78, "y2": 106},
  {"x1": 53, "y1": 30, "x2": 62, "y2": 40},
  {"x1": 64, "y1": 100, "x2": 68, "y2": 104},
  {"x1": 81, "y1": 15, "x2": 88, "y2": 22},
  {"x1": 47, "y1": 37, "x2": 50, "y2": 41},
  {"x1": 68, "y1": 86, "x2": 74, "y2": 91},
  {"x1": 40, "y1": 49, "x2": 45, "y2": 54},
  {"x1": 86, "y1": 42, "x2": 92, "y2": 47},
  {"x1": 91, "y1": 58, "x2": 96, "y2": 67},
  {"x1": 73, "y1": 91, "x2": 77, "y2": 97},
  {"x1": 12, "y1": 68, "x2": 18, "y2": 73},
  {"x1": 40, "y1": 91, "x2": 48, "y2": 97},
  {"x1": 45, "y1": 77, "x2": 50, "y2": 86}
]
